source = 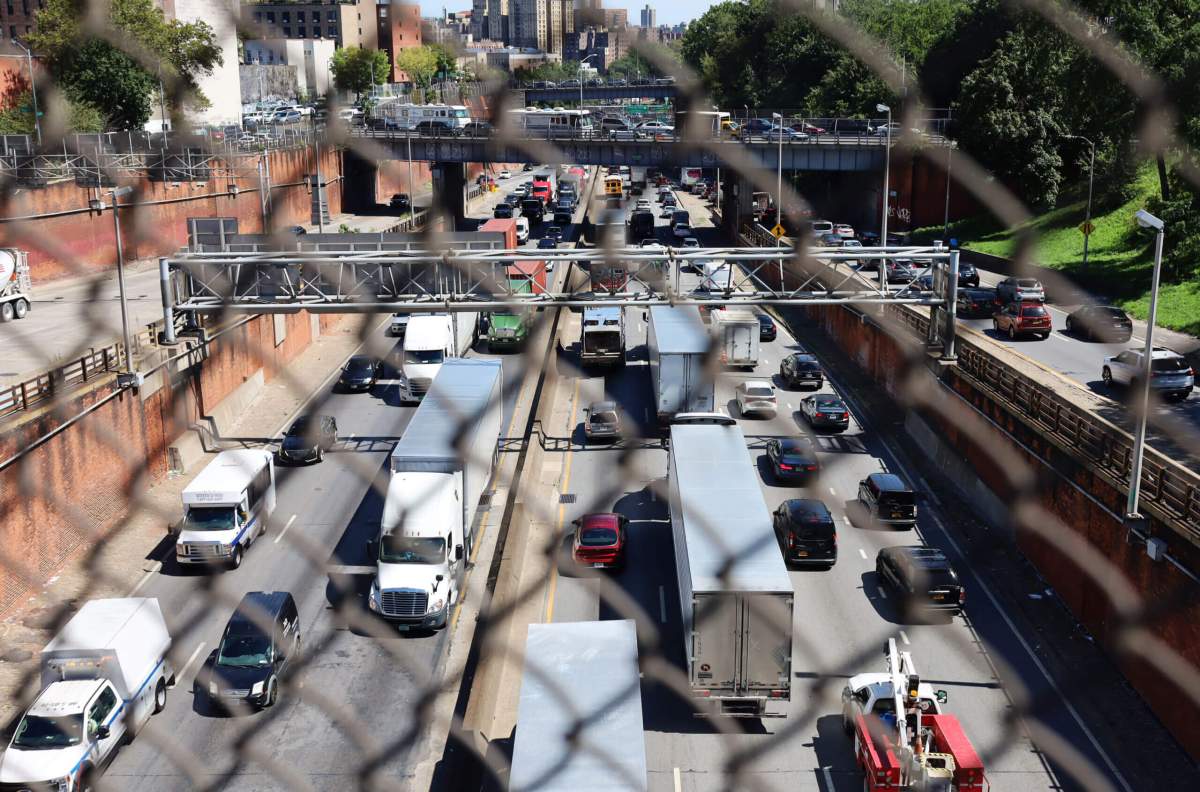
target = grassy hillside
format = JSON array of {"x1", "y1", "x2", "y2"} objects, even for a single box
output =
[{"x1": 916, "y1": 165, "x2": 1199, "y2": 335}]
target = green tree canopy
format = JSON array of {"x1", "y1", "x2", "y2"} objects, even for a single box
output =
[
  {"x1": 30, "y1": 0, "x2": 220, "y2": 130},
  {"x1": 330, "y1": 47, "x2": 389, "y2": 99},
  {"x1": 395, "y1": 45, "x2": 440, "y2": 88}
]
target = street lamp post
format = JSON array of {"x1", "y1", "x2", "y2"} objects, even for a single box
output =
[
  {"x1": 1066, "y1": 134, "x2": 1096, "y2": 273},
  {"x1": 1126, "y1": 209, "x2": 1165, "y2": 525},
  {"x1": 580, "y1": 54, "x2": 597, "y2": 111},
  {"x1": 876, "y1": 103, "x2": 892, "y2": 293},
  {"x1": 10, "y1": 38, "x2": 41, "y2": 147},
  {"x1": 771, "y1": 112, "x2": 783, "y2": 229},
  {"x1": 942, "y1": 140, "x2": 955, "y2": 238},
  {"x1": 109, "y1": 186, "x2": 134, "y2": 372}
]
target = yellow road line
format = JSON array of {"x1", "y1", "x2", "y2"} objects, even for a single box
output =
[{"x1": 544, "y1": 377, "x2": 581, "y2": 624}]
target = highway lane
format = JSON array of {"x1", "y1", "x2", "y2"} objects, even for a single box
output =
[
  {"x1": 537, "y1": 183, "x2": 1125, "y2": 791},
  {"x1": 96, "y1": 177, "x2": 573, "y2": 789}
]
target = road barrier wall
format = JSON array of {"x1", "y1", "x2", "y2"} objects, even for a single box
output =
[{"x1": 0, "y1": 310, "x2": 346, "y2": 619}]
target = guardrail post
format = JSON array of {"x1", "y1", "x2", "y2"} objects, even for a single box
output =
[{"x1": 19, "y1": 382, "x2": 28, "y2": 410}]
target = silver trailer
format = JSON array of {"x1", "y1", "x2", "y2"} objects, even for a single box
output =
[
  {"x1": 667, "y1": 422, "x2": 794, "y2": 718},
  {"x1": 509, "y1": 620, "x2": 647, "y2": 791},
  {"x1": 647, "y1": 306, "x2": 716, "y2": 423}
]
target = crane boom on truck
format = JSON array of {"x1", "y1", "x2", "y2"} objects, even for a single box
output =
[{"x1": 850, "y1": 639, "x2": 987, "y2": 792}]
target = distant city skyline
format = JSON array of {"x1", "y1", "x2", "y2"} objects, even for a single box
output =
[{"x1": 419, "y1": 1, "x2": 715, "y2": 28}]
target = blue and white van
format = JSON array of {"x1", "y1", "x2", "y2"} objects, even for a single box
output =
[{"x1": 175, "y1": 449, "x2": 276, "y2": 569}]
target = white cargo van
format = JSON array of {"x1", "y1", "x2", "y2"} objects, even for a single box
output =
[
  {"x1": 370, "y1": 359, "x2": 503, "y2": 630},
  {"x1": 0, "y1": 598, "x2": 174, "y2": 792},
  {"x1": 515, "y1": 216, "x2": 530, "y2": 244},
  {"x1": 175, "y1": 449, "x2": 275, "y2": 569}
]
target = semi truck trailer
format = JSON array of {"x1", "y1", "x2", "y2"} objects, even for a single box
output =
[{"x1": 647, "y1": 306, "x2": 716, "y2": 423}]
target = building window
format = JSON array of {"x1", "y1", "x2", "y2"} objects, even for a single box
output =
[
  {"x1": 299, "y1": 26, "x2": 306, "y2": 36},
  {"x1": 266, "y1": 12, "x2": 274, "y2": 22},
  {"x1": 283, "y1": 26, "x2": 291, "y2": 36},
  {"x1": 21, "y1": 0, "x2": 28, "y2": 15},
  {"x1": 8, "y1": 26, "x2": 15, "y2": 39},
  {"x1": 329, "y1": 11, "x2": 336, "y2": 22},
  {"x1": 254, "y1": 11, "x2": 261, "y2": 22},
  {"x1": 281, "y1": 11, "x2": 290, "y2": 22}
]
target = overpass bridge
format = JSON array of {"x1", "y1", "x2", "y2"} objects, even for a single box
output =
[{"x1": 517, "y1": 83, "x2": 679, "y2": 105}]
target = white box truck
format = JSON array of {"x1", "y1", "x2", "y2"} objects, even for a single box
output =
[
  {"x1": 0, "y1": 598, "x2": 174, "y2": 791},
  {"x1": 398, "y1": 313, "x2": 478, "y2": 402},
  {"x1": 510, "y1": 620, "x2": 647, "y2": 791},
  {"x1": 0, "y1": 248, "x2": 32, "y2": 322},
  {"x1": 175, "y1": 449, "x2": 276, "y2": 569},
  {"x1": 710, "y1": 308, "x2": 760, "y2": 368},
  {"x1": 667, "y1": 422, "x2": 794, "y2": 718},
  {"x1": 647, "y1": 306, "x2": 716, "y2": 423},
  {"x1": 369, "y1": 359, "x2": 503, "y2": 630}
]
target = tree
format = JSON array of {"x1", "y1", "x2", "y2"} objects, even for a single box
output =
[
  {"x1": 395, "y1": 45, "x2": 439, "y2": 90},
  {"x1": 29, "y1": 0, "x2": 220, "y2": 130},
  {"x1": 428, "y1": 43, "x2": 459, "y2": 81},
  {"x1": 330, "y1": 47, "x2": 389, "y2": 100},
  {"x1": 0, "y1": 89, "x2": 104, "y2": 134}
]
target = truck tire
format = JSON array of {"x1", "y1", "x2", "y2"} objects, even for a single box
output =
[
  {"x1": 0, "y1": 301, "x2": 13, "y2": 322},
  {"x1": 79, "y1": 765, "x2": 97, "y2": 792},
  {"x1": 13, "y1": 299, "x2": 28, "y2": 319},
  {"x1": 154, "y1": 677, "x2": 168, "y2": 713},
  {"x1": 265, "y1": 677, "x2": 278, "y2": 708}
]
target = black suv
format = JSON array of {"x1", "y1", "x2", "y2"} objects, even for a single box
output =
[
  {"x1": 780, "y1": 352, "x2": 824, "y2": 389},
  {"x1": 876, "y1": 546, "x2": 965, "y2": 616},
  {"x1": 200, "y1": 591, "x2": 300, "y2": 711},
  {"x1": 277, "y1": 415, "x2": 338, "y2": 464},
  {"x1": 494, "y1": 203, "x2": 514, "y2": 219},
  {"x1": 389, "y1": 193, "x2": 411, "y2": 212},
  {"x1": 858, "y1": 472, "x2": 917, "y2": 528},
  {"x1": 414, "y1": 119, "x2": 460, "y2": 136},
  {"x1": 337, "y1": 355, "x2": 381, "y2": 392},
  {"x1": 773, "y1": 499, "x2": 837, "y2": 567}
]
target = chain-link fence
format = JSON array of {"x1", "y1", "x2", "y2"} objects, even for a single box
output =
[{"x1": 1, "y1": 2, "x2": 1199, "y2": 791}]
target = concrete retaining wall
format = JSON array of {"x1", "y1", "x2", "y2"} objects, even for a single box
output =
[{"x1": 0, "y1": 310, "x2": 343, "y2": 618}]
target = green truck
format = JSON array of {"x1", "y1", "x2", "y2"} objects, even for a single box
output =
[{"x1": 482, "y1": 279, "x2": 535, "y2": 352}]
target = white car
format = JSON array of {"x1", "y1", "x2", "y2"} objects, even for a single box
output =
[
  {"x1": 681, "y1": 237, "x2": 700, "y2": 248},
  {"x1": 636, "y1": 198, "x2": 652, "y2": 210},
  {"x1": 1102, "y1": 348, "x2": 1194, "y2": 401},
  {"x1": 638, "y1": 121, "x2": 675, "y2": 135},
  {"x1": 499, "y1": 169, "x2": 512, "y2": 179},
  {"x1": 834, "y1": 224, "x2": 855, "y2": 239},
  {"x1": 735, "y1": 380, "x2": 778, "y2": 418},
  {"x1": 673, "y1": 222, "x2": 693, "y2": 238}
]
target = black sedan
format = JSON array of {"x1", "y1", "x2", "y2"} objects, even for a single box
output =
[
  {"x1": 277, "y1": 415, "x2": 338, "y2": 464},
  {"x1": 876, "y1": 546, "x2": 966, "y2": 617},
  {"x1": 757, "y1": 313, "x2": 777, "y2": 341},
  {"x1": 773, "y1": 499, "x2": 837, "y2": 567},
  {"x1": 800, "y1": 394, "x2": 850, "y2": 432},
  {"x1": 779, "y1": 352, "x2": 824, "y2": 389},
  {"x1": 1065, "y1": 305, "x2": 1133, "y2": 342},
  {"x1": 537, "y1": 237, "x2": 557, "y2": 249},
  {"x1": 766, "y1": 437, "x2": 821, "y2": 483},
  {"x1": 337, "y1": 355, "x2": 382, "y2": 392},
  {"x1": 388, "y1": 193, "x2": 411, "y2": 212},
  {"x1": 956, "y1": 287, "x2": 996, "y2": 318},
  {"x1": 493, "y1": 203, "x2": 514, "y2": 219},
  {"x1": 957, "y1": 260, "x2": 981, "y2": 287},
  {"x1": 545, "y1": 225, "x2": 564, "y2": 242}
]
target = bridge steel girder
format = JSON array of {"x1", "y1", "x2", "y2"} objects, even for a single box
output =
[
  {"x1": 519, "y1": 85, "x2": 679, "y2": 104},
  {"x1": 362, "y1": 135, "x2": 888, "y2": 171}
]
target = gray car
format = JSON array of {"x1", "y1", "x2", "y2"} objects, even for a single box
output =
[{"x1": 583, "y1": 401, "x2": 621, "y2": 442}]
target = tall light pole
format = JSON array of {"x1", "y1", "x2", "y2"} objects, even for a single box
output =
[
  {"x1": 1065, "y1": 134, "x2": 1096, "y2": 273},
  {"x1": 1126, "y1": 209, "x2": 1165, "y2": 526},
  {"x1": 876, "y1": 103, "x2": 892, "y2": 247},
  {"x1": 109, "y1": 186, "x2": 135, "y2": 372},
  {"x1": 771, "y1": 112, "x2": 783, "y2": 229},
  {"x1": 942, "y1": 140, "x2": 955, "y2": 238},
  {"x1": 10, "y1": 38, "x2": 41, "y2": 147},
  {"x1": 580, "y1": 53, "x2": 597, "y2": 112}
]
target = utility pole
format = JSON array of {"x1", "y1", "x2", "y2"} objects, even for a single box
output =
[{"x1": 10, "y1": 38, "x2": 41, "y2": 147}]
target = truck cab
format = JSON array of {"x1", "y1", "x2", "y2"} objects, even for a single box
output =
[
  {"x1": 580, "y1": 306, "x2": 625, "y2": 367},
  {"x1": 399, "y1": 315, "x2": 453, "y2": 402},
  {"x1": 482, "y1": 309, "x2": 532, "y2": 352},
  {"x1": 175, "y1": 449, "x2": 275, "y2": 570},
  {"x1": 368, "y1": 473, "x2": 464, "y2": 630},
  {"x1": 2, "y1": 679, "x2": 125, "y2": 789},
  {"x1": 840, "y1": 672, "x2": 946, "y2": 735}
]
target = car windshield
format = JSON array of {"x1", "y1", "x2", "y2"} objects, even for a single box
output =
[
  {"x1": 183, "y1": 506, "x2": 237, "y2": 533},
  {"x1": 380, "y1": 535, "x2": 446, "y2": 564},
  {"x1": 1021, "y1": 306, "x2": 1048, "y2": 317},
  {"x1": 794, "y1": 359, "x2": 820, "y2": 371},
  {"x1": 12, "y1": 714, "x2": 83, "y2": 748},
  {"x1": 879, "y1": 491, "x2": 916, "y2": 507},
  {"x1": 792, "y1": 518, "x2": 834, "y2": 538},
  {"x1": 746, "y1": 386, "x2": 774, "y2": 398},
  {"x1": 405, "y1": 349, "x2": 444, "y2": 365},
  {"x1": 345, "y1": 358, "x2": 375, "y2": 375},
  {"x1": 591, "y1": 411, "x2": 618, "y2": 424},
  {"x1": 217, "y1": 630, "x2": 272, "y2": 667},
  {"x1": 815, "y1": 398, "x2": 844, "y2": 411},
  {"x1": 1017, "y1": 279, "x2": 1041, "y2": 288},
  {"x1": 1094, "y1": 307, "x2": 1126, "y2": 319},
  {"x1": 1152, "y1": 357, "x2": 1190, "y2": 373},
  {"x1": 579, "y1": 527, "x2": 618, "y2": 546},
  {"x1": 921, "y1": 568, "x2": 959, "y2": 588}
]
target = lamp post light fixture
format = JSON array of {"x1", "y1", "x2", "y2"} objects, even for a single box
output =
[
  {"x1": 1125, "y1": 208, "x2": 1165, "y2": 527},
  {"x1": 9, "y1": 38, "x2": 41, "y2": 147},
  {"x1": 580, "y1": 53, "x2": 598, "y2": 109},
  {"x1": 110, "y1": 185, "x2": 135, "y2": 373},
  {"x1": 876, "y1": 103, "x2": 892, "y2": 293}
]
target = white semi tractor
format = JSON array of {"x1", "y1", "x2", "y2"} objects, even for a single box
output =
[
  {"x1": 398, "y1": 313, "x2": 478, "y2": 402},
  {"x1": 0, "y1": 248, "x2": 32, "y2": 322},
  {"x1": 370, "y1": 358, "x2": 503, "y2": 630},
  {"x1": 0, "y1": 598, "x2": 174, "y2": 791}
]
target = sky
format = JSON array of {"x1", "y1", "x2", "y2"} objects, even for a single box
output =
[{"x1": 416, "y1": 1, "x2": 720, "y2": 28}]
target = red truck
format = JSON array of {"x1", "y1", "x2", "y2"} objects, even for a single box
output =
[
  {"x1": 507, "y1": 260, "x2": 548, "y2": 295},
  {"x1": 478, "y1": 217, "x2": 518, "y2": 250}
]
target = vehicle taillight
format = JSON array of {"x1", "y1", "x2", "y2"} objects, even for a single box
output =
[
  {"x1": 769, "y1": 689, "x2": 788, "y2": 698},
  {"x1": 779, "y1": 463, "x2": 793, "y2": 471},
  {"x1": 842, "y1": 412, "x2": 850, "y2": 420},
  {"x1": 806, "y1": 465, "x2": 818, "y2": 471},
  {"x1": 696, "y1": 690, "x2": 711, "y2": 697},
  {"x1": 959, "y1": 589, "x2": 967, "y2": 604},
  {"x1": 787, "y1": 534, "x2": 795, "y2": 548}
]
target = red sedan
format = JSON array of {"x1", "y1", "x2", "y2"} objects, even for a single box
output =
[{"x1": 571, "y1": 513, "x2": 628, "y2": 570}]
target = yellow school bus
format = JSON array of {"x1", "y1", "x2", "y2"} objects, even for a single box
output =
[{"x1": 604, "y1": 175, "x2": 624, "y2": 198}]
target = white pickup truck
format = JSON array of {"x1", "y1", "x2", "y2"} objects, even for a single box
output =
[{"x1": 0, "y1": 598, "x2": 174, "y2": 792}]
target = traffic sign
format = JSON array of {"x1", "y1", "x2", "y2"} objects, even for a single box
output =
[
  {"x1": 1079, "y1": 220, "x2": 1095, "y2": 236},
  {"x1": 771, "y1": 224, "x2": 787, "y2": 239}
]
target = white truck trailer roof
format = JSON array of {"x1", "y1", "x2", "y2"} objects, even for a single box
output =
[
  {"x1": 381, "y1": 472, "x2": 460, "y2": 536},
  {"x1": 649, "y1": 306, "x2": 709, "y2": 354},
  {"x1": 41, "y1": 598, "x2": 171, "y2": 699},
  {"x1": 181, "y1": 449, "x2": 272, "y2": 506},
  {"x1": 390, "y1": 358, "x2": 502, "y2": 474},
  {"x1": 669, "y1": 424, "x2": 792, "y2": 594},
  {"x1": 510, "y1": 620, "x2": 647, "y2": 791}
]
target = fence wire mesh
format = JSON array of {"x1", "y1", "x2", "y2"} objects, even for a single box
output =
[{"x1": 0, "y1": 2, "x2": 1199, "y2": 792}]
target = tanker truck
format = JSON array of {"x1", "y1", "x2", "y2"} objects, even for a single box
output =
[{"x1": 0, "y1": 248, "x2": 32, "y2": 322}]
